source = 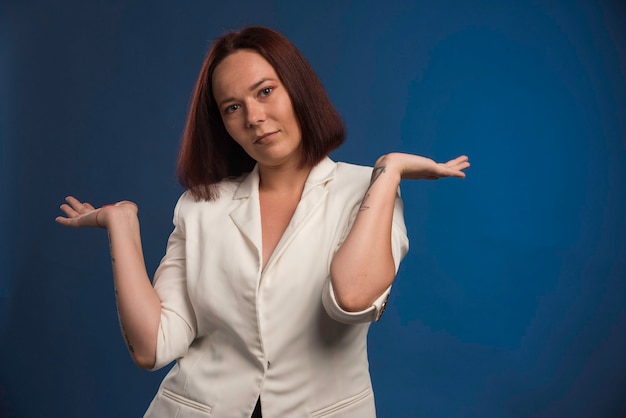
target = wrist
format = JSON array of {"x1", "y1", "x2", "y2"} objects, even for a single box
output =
[
  {"x1": 374, "y1": 154, "x2": 402, "y2": 185},
  {"x1": 97, "y1": 202, "x2": 139, "y2": 229}
]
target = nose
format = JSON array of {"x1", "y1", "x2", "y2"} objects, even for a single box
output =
[{"x1": 245, "y1": 100, "x2": 265, "y2": 127}]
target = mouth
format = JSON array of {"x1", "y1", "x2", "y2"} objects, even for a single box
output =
[{"x1": 254, "y1": 131, "x2": 278, "y2": 144}]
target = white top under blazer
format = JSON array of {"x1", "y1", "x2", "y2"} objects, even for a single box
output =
[{"x1": 143, "y1": 157, "x2": 409, "y2": 418}]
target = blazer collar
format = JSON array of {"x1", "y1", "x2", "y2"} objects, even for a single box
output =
[
  {"x1": 229, "y1": 156, "x2": 337, "y2": 275},
  {"x1": 232, "y1": 156, "x2": 336, "y2": 200}
]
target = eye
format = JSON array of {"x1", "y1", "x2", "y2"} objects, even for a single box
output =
[
  {"x1": 259, "y1": 87, "x2": 273, "y2": 97},
  {"x1": 225, "y1": 104, "x2": 240, "y2": 114}
]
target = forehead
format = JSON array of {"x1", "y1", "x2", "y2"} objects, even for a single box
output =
[{"x1": 212, "y1": 50, "x2": 279, "y2": 98}]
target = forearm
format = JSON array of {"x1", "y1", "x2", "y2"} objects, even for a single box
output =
[
  {"x1": 105, "y1": 211, "x2": 161, "y2": 369},
  {"x1": 330, "y1": 159, "x2": 402, "y2": 311}
]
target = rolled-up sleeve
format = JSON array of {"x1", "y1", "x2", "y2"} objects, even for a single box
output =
[
  {"x1": 323, "y1": 190, "x2": 409, "y2": 324},
  {"x1": 149, "y1": 194, "x2": 197, "y2": 370}
]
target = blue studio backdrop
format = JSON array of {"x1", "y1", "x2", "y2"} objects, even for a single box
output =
[{"x1": 1, "y1": 0, "x2": 625, "y2": 417}]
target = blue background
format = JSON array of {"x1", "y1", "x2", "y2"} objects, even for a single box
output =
[{"x1": 1, "y1": 0, "x2": 624, "y2": 417}]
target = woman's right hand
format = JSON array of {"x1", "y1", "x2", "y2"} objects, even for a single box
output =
[
  {"x1": 55, "y1": 196, "x2": 138, "y2": 229},
  {"x1": 57, "y1": 195, "x2": 158, "y2": 368}
]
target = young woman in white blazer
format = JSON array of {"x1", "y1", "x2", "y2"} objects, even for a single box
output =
[{"x1": 56, "y1": 27, "x2": 469, "y2": 418}]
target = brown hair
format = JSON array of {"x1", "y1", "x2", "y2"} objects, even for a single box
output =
[{"x1": 177, "y1": 26, "x2": 346, "y2": 200}]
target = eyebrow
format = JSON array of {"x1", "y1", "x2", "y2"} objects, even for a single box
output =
[{"x1": 217, "y1": 78, "x2": 278, "y2": 107}]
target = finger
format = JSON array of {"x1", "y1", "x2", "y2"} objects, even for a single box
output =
[
  {"x1": 59, "y1": 203, "x2": 80, "y2": 218},
  {"x1": 446, "y1": 160, "x2": 470, "y2": 172},
  {"x1": 65, "y1": 196, "x2": 87, "y2": 212},
  {"x1": 441, "y1": 170, "x2": 465, "y2": 179},
  {"x1": 448, "y1": 162, "x2": 470, "y2": 172},
  {"x1": 438, "y1": 166, "x2": 466, "y2": 178},
  {"x1": 55, "y1": 216, "x2": 79, "y2": 228},
  {"x1": 444, "y1": 155, "x2": 469, "y2": 167},
  {"x1": 65, "y1": 195, "x2": 82, "y2": 205},
  {"x1": 66, "y1": 196, "x2": 94, "y2": 214}
]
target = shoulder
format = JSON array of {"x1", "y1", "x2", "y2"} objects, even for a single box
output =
[
  {"x1": 335, "y1": 160, "x2": 372, "y2": 174},
  {"x1": 175, "y1": 174, "x2": 248, "y2": 215},
  {"x1": 332, "y1": 161, "x2": 373, "y2": 188}
]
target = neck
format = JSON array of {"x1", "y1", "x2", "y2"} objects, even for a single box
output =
[{"x1": 258, "y1": 161, "x2": 312, "y2": 195}]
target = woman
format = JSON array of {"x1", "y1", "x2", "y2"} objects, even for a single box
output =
[{"x1": 56, "y1": 27, "x2": 469, "y2": 418}]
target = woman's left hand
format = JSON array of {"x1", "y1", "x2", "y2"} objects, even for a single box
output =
[{"x1": 376, "y1": 152, "x2": 470, "y2": 181}]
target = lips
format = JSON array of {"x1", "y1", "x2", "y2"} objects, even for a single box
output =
[{"x1": 254, "y1": 131, "x2": 278, "y2": 144}]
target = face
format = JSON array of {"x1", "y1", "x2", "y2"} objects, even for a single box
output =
[{"x1": 212, "y1": 50, "x2": 302, "y2": 169}]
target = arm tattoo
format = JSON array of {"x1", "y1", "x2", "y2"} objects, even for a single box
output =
[
  {"x1": 116, "y1": 297, "x2": 134, "y2": 353},
  {"x1": 107, "y1": 232, "x2": 115, "y2": 263},
  {"x1": 359, "y1": 165, "x2": 386, "y2": 211},
  {"x1": 119, "y1": 319, "x2": 135, "y2": 353},
  {"x1": 124, "y1": 332, "x2": 135, "y2": 353}
]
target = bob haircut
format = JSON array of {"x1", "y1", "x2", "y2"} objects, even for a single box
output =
[{"x1": 177, "y1": 26, "x2": 346, "y2": 201}]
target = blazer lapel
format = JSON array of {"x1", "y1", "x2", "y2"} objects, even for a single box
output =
[
  {"x1": 229, "y1": 165, "x2": 263, "y2": 263},
  {"x1": 263, "y1": 157, "x2": 337, "y2": 275}
]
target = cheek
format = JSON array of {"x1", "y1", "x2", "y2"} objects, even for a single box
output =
[
  {"x1": 289, "y1": 113, "x2": 302, "y2": 138},
  {"x1": 281, "y1": 103, "x2": 300, "y2": 132},
  {"x1": 222, "y1": 118, "x2": 243, "y2": 143}
]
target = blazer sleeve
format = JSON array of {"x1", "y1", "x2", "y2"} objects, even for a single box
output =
[
  {"x1": 322, "y1": 188, "x2": 409, "y2": 324},
  {"x1": 149, "y1": 193, "x2": 198, "y2": 371}
]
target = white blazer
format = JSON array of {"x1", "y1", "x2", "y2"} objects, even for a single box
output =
[{"x1": 144, "y1": 157, "x2": 409, "y2": 418}]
